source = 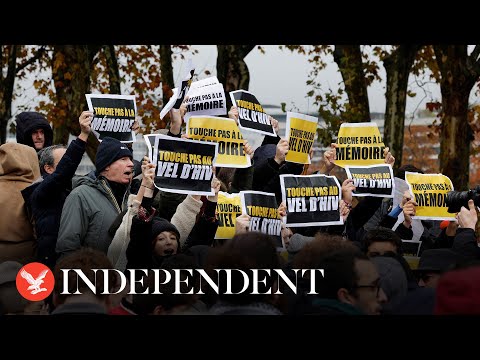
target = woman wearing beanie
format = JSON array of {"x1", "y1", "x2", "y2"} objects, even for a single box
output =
[{"x1": 126, "y1": 213, "x2": 181, "y2": 270}]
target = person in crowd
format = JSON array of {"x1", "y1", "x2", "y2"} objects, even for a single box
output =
[
  {"x1": 0, "y1": 142, "x2": 40, "y2": 263},
  {"x1": 291, "y1": 247, "x2": 387, "y2": 315},
  {"x1": 434, "y1": 264, "x2": 480, "y2": 315},
  {"x1": 451, "y1": 199, "x2": 480, "y2": 260},
  {"x1": 15, "y1": 111, "x2": 53, "y2": 152},
  {"x1": 56, "y1": 136, "x2": 134, "y2": 258},
  {"x1": 51, "y1": 248, "x2": 118, "y2": 315},
  {"x1": 21, "y1": 111, "x2": 92, "y2": 268},
  {"x1": 0, "y1": 261, "x2": 48, "y2": 315},
  {"x1": 363, "y1": 227, "x2": 404, "y2": 257},
  {"x1": 371, "y1": 255, "x2": 408, "y2": 314},
  {"x1": 415, "y1": 248, "x2": 462, "y2": 288},
  {"x1": 206, "y1": 232, "x2": 284, "y2": 315}
]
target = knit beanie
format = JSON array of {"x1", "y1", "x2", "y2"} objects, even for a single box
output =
[
  {"x1": 95, "y1": 137, "x2": 133, "y2": 175},
  {"x1": 151, "y1": 217, "x2": 181, "y2": 246}
]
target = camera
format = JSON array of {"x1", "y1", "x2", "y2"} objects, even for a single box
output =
[{"x1": 445, "y1": 186, "x2": 480, "y2": 213}]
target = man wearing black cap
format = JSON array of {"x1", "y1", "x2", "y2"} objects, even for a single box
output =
[
  {"x1": 415, "y1": 248, "x2": 461, "y2": 288},
  {"x1": 56, "y1": 136, "x2": 134, "y2": 258}
]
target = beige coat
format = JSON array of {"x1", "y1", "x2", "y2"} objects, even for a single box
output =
[
  {"x1": 0, "y1": 143, "x2": 40, "y2": 264},
  {"x1": 107, "y1": 194, "x2": 202, "y2": 271}
]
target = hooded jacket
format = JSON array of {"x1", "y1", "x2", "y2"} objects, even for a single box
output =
[
  {"x1": 0, "y1": 143, "x2": 40, "y2": 263},
  {"x1": 15, "y1": 112, "x2": 53, "y2": 151},
  {"x1": 56, "y1": 175, "x2": 130, "y2": 258}
]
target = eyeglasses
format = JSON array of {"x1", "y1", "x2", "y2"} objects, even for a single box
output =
[
  {"x1": 354, "y1": 280, "x2": 382, "y2": 297},
  {"x1": 417, "y1": 273, "x2": 438, "y2": 283}
]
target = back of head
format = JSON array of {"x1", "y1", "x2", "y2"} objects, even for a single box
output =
[
  {"x1": 292, "y1": 232, "x2": 355, "y2": 269},
  {"x1": 0, "y1": 142, "x2": 40, "y2": 182},
  {"x1": 0, "y1": 261, "x2": 29, "y2": 315},
  {"x1": 371, "y1": 256, "x2": 408, "y2": 311},
  {"x1": 206, "y1": 231, "x2": 280, "y2": 305},
  {"x1": 53, "y1": 248, "x2": 116, "y2": 305},
  {"x1": 311, "y1": 247, "x2": 369, "y2": 300},
  {"x1": 216, "y1": 167, "x2": 236, "y2": 192},
  {"x1": 15, "y1": 111, "x2": 53, "y2": 149},
  {"x1": 435, "y1": 265, "x2": 480, "y2": 314},
  {"x1": 95, "y1": 137, "x2": 133, "y2": 176},
  {"x1": 132, "y1": 254, "x2": 200, "y2": 315}
]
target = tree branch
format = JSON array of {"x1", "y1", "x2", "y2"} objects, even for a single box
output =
[{"x1": 15, "y1": 46, "x2": 46, "y2": 73}]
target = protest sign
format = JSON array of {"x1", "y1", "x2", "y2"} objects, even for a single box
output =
[
  {"x1": 186, "y1": 116, "x2": 250, "y2": 168},
  {"x1": 285, "y1": 112, "x2": 318, "y2": 164},
  {"x1": 215, "y1": 192, "x2": 242, "y2": 240},
  {"x1": 184, "y1": 81, "x2": 226, "y2": 120},
  {"x1": 405, "y1": 172, "x2": 456, "y2": 221},
  {"x1": 280, "y1": 174, "x2": 343, "y2": 227},
  {"x1": 345, "y1": 164, "x2": 394, "y2": 197},
  {"x1": 240, "y1": 191, "x2": 282, "y2": 247},
  {"x1": 229, "y1": 90, "x2": 276, "y2": 137},
  {"x1": 335, "y1": 122, "x2": 385, "y2": 167},
  {"x1": 85, "y1": 94, "x2": 136, "y2": 143},
  {"x1": 144, "y1": 134, "x2": 218, "y2": 196}
]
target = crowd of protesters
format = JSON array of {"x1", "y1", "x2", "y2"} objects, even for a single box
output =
[{"x1": 1, "y1": 102, "x2": 480, "y2": 316}]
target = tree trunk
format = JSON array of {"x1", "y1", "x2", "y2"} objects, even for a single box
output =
[
  {"x1": 216, "y1": 45, "x2": 255, "y2": 109},
  {"x1": 434, "y1": 45, "x2": 477, "y2": 190},
  {"x1": 159, "y1": 45, "x2": 174, "y2": 107},
  {"x1": 104, "y1": 45, "x2": 121, "y2": 94},
  {"x1": 333, "y1": 45, "x2": 370, "y2": 122},
  {"x1": 383, "y1": 45, "x2": 420, "y2": 169},
  {"x1": 0, "y1": 45, "x2": 17, "y2": 145},
  {"x1": 52, "y1": 45, "x2": 97, "y2": 161}
]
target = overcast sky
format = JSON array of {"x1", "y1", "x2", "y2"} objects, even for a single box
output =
[
  {"x1": 173, "y1": 45, "x2": 479, "y2": 117},
  {"x1": 12, "y1": 45, "x2": 480, "y2": 122}
]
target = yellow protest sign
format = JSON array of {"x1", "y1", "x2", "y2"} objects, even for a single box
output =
[
  {"x1": 405, "y1": 172, "x2": 456, "y2": 221},
  {"x1": 285, "y1": 112, "x2": 318, "y2": 164},
  {"x1": 335, "y1": 122, "x2": 385, "y2": 167},
  {"x1": 187, "y1": 116, "x2": 251, "y2": 168},
  {"x1": 215, "y1": 192, "x2": 242, "y2": 239}
]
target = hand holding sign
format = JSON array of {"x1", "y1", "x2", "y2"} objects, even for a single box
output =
[
  {"x1": 131, "y1": 118, "x2": 141, "y2": 134},
  {"x1": 169, "y1": 98, "x2": 187, "y2": 136},
  {"x1": 278, "y1": 201, "x2": 287, "y2": 218},
  {"x1": 384, "y1": 147, "x2": 395, "y2": 166},
  {"x1": 402, "y1": 199, "x2": 418, "y2": 228},
  {"x1": 207, "y1": 176, "x2": 221, "y2": 202},
  {"x1": 141, "y1": 156, "x2": 156, "y2": 190},
  {"x1": 339, "y1": 200, "x2": 351, "y2": 222},
  {"x1": 235, "y1": 213, "x2": 251, "y2": 235},
  {"x1": 456, "y1": 199, "x2": 477, "y2": 230},
  {"x1": 324, "y1": 144, "x2": 337, "y2": 174},
  {"x1": 281, "y1": 225, "x2": 293, "y2": 249},
  {"x1": 401, "y1": 189, "x2": 412, "y2": 207},
  {"x1": 275, "y1": 138, "x2": 289, "y2": 165},
  {"x1": 270, "y1": 116, "x2": 279, "y2": 135},
  {"x1": 243, "y1": 140, "x2": 254, "y2": 160},
  {"x1": 228, "y1": 106, "x2": 239, "y2": 125},
  {"x1": 78, "y1": 111, "x2": 93, "y2": 142},
  {"x1": 341, "y1": 179, "x2": 356, "y2": 206}
]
